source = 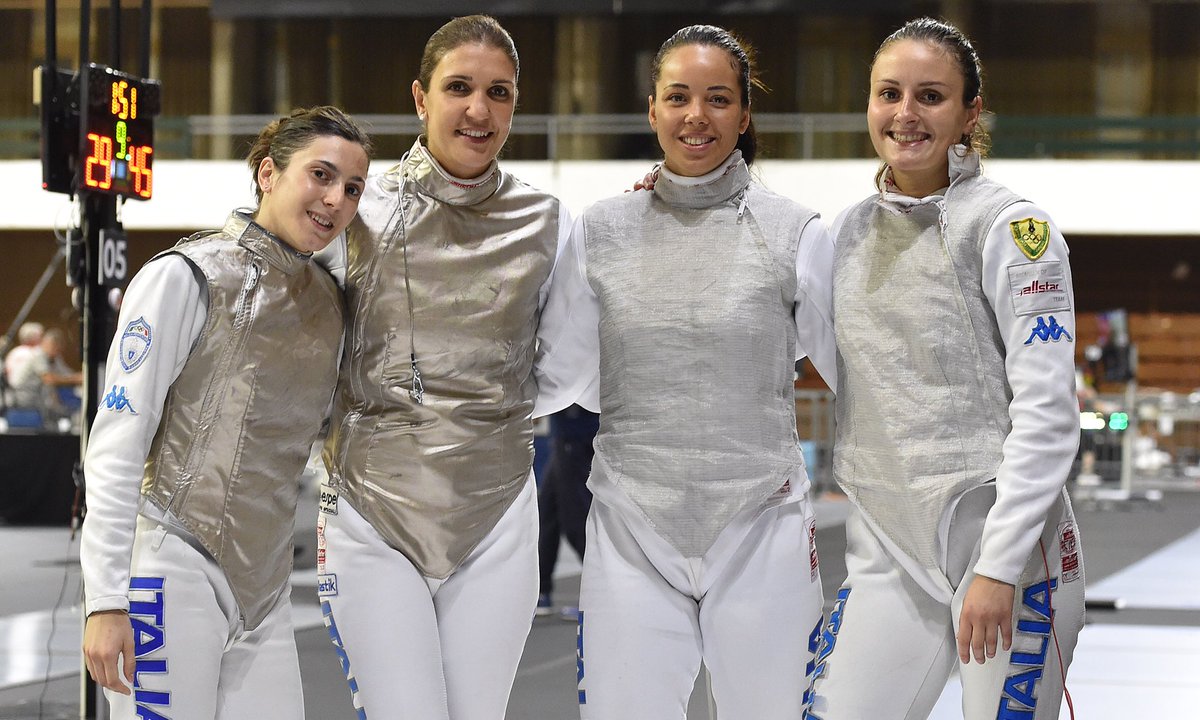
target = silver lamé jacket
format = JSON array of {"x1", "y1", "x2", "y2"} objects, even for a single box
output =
[
  {"x1": 142, "y1": 213, "x2": 343, "y2": 629},
  {"x1": 324, "y1": 140, "x2": 562, "y2": 579}
]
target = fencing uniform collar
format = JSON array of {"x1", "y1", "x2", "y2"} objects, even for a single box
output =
[
  {"x1": 876, "y1": 145, "x2": 981, "y2": 208},
  {"x1": 654, "y1": 151, "x2": 750, "y2": 210},
  {"x1": 226, "y1": 210, "x2": 310, "y2": 276},
  {"x1": 386, "y1": 138, "x2": 501, "y2": 207}
]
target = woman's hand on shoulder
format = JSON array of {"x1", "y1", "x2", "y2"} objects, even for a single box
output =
[{"x1": 627, "y1": 165, "x2": 660, "y2": 193}]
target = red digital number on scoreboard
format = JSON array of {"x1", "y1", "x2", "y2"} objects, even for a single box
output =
[{"x1": 80, "y1": 65, "x2": 156, "y2": 199}]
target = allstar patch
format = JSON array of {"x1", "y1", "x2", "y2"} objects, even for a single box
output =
[
  {"x1": 1007, "y1": 261, "x2": 1071, "y2": 317},
  {"x1": 1010, "y1": 218, "x2": 1050, "y2": 261},
  {"x1": 119, "y1": 317, "x2": 153, "y2": 372}
]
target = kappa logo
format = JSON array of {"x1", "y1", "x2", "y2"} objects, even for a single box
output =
[
  {"x1": 119, "y1": 317, "x2": 153, "y2": 372},
  {"x1": 103, "y1": 385, "x2": 139, "y2": 415},
  {"x1": 1024, "y1": 316, "x2": 1073, "y2": 345}
]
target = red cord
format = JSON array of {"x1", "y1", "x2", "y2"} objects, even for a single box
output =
[{"x1": 1039, "y1": 538, "x2": 1075, "y2": 719}]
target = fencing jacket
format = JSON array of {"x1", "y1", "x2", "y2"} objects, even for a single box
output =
[
  {"x1": 831, "y1": 148, "x2": 1080, "y2": 585},
  {"x1": 82, "y1": 211, "x2": 343, "y2": 629},
  {"x1": 536, "y1": 152, "x2": 836, "y2": 558},
  {"x1": 321, "y1": 140, "x2": 567, "y2": 579}
]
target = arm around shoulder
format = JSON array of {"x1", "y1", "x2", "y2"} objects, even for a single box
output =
[
  {"x1": 793, "y1": 216, "x2": 837, "y2": 391},
  {"x1": 534, "y1": 213, "x2": 601, "y2": 417}
]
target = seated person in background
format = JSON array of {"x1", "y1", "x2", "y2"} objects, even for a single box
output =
[
  {"x1": 6, "y1": 324, "x2": 81, "y2": 427},
  {"x1": 38, "y1": 328, "x2": 84, "y2": 424},
  {"x1": 4, "y1": 321, "x2": 45, "y2": 410}
]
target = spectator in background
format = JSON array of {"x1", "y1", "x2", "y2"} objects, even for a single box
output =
[
  {"x1": 38, "y1": 328, "x2": 84, "y2": 425},
  {"x1": 5, "y1": 324, "x2": 81, "y2": 428},
  {"x1": 4, "y1": 321, "x2": 46, "y2": 409},
  {"x1": 536, "y1": 404, "x2": 599, "y2": 619}
]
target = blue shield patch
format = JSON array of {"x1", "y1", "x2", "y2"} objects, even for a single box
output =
[{"x1": 120, "y1": 317, "x2": 153, "y2": 372}]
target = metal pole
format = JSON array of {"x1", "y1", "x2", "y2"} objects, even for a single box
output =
[
  {"x1": 79, "y1": 0, "x2": 90, "y2": 70},
  {"x1": 79, "y1": 191, "x2": 118, "y2": 720},
  {"x1": 1119, "y1": 347, "x2": 1138, "y2": 499},
  {"x1": 46, "y1": 0, "x2": 56, "y2": 66},
  {"x1": 109, "y1": 0, "x2": 120, "y2": 68},
  {"x1": 1, "y1": 247, "x2": 67, "y2": 350},
  {"x1": 140, "y1": 0, "x2": 152, "y2": 78},
  {"x1": 72, "y1": 6, "x2": 99, "y2": 717}
]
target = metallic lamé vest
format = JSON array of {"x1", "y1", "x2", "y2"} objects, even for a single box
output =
[
  {"x1": 833, "y1": 169, "x2": 1022, "y2": 569},
  {"x1": 325, "y1": 141, "x2": 559, "y2": 578},
  {"x1": 142, "y1": 212, "x2": 343, "y2": 629},
  {"x1": 585, "y1": 158, "x2": 814, "y2": 558}
]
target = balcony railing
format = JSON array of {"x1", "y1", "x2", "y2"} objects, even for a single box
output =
[{"x1": 5, "y1": 113, "x2": 1199, "y2": 161}]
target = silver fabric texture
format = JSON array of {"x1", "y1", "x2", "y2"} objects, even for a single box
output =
[
  {"x1": 584, "y1": 156, "x2": 816, "y2": 558},
  {"x1": 325, "y1": 140, "x2": 560, "y2": 579},
  {"x1": 142, "y1": 212, "x2": 343, "y2": 629},
  {"x1": 833, "y1": 169, "x2": 1022, "y2": 569}
]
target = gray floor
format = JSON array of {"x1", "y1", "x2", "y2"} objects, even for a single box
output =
[{"x1": 2, "y1": 481, "x2": 1199, "y2": 719}]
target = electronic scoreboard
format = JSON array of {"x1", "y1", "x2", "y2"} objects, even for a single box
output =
[
  {"x1": 38, "y1": 62, "x2": 161, "y2": 200},
  {"x1": 80, "y1": 63, "x2": 161, "y2": 199}
]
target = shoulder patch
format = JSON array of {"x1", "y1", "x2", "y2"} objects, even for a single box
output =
[
  {"x1": 1007, "y1": 261, "x2": 1071, "y2": 317},
  {"x1": 1010, "y1": 218, "x2": 1050, "y2": 261},
  {"x1": 119, "y1": 317, "x2": 153, "y2": 372}
]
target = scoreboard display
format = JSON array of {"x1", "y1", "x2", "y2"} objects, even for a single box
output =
[{"x1": 79, "y1": 64, "x2": 161, "y2": 200}]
